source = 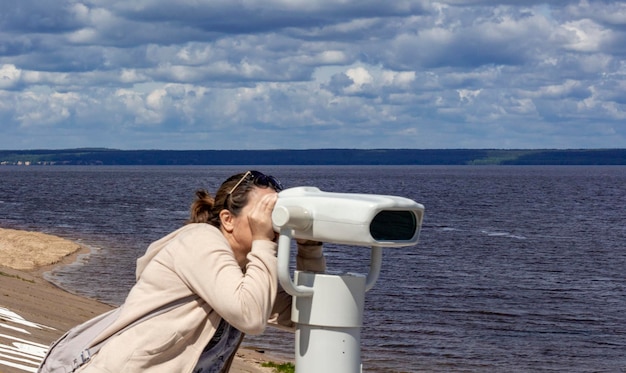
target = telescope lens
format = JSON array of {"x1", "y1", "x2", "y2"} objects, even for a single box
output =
[{"x1": 370, "y1": 210, "x2": 417, "y2": 241}]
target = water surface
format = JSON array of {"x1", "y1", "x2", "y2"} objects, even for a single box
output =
[{"x1": 1, "y1": 165, "x2": 625, "y2": 372}]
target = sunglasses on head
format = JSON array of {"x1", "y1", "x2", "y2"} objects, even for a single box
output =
[{"x1": 228, "y1": 170, "x2": 284, "y2": 195}]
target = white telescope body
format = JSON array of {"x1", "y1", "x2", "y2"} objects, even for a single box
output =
[
  {"x1": 272, "y1": 186, "x2": 424, "y2": 247},
  {"x1": 272, "y1": 187, "x2": 425, "y2": 373}
]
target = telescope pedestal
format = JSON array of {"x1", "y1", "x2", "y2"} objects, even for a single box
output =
[{"x1": 291, "y1": 271, "x2": 365, "y2": 373}]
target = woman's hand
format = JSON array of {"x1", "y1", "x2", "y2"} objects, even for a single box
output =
[{"x1": 248, "y1": 192, "x2": 278, "y2": 242}]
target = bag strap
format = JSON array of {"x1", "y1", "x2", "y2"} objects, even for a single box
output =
[{"x1": 78, "y1": 295, "x2": 196, "y2": 368}]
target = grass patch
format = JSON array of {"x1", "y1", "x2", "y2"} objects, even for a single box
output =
[{"x1": 261, "y1": 361, "x2": 295, "y2": 373}]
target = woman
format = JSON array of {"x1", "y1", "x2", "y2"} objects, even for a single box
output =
[{"x1": 78, "y1": 170, "x2": 326, "y2": 372}]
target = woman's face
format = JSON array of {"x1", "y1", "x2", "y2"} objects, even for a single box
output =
[{"x1": 224, "y1": 186, "x2": 277, "y2": 264}]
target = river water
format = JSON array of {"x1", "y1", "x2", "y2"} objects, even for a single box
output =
[{"x1": 1, "y1": 165, "x2": 625, "y2": 372}]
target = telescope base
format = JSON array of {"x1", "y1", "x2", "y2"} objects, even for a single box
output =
[
  {"x1": 295, "y1": 325, "x2": 362, "y2": 373},
  {"x1": 292, "y1": 271, "x2": 366, "y2": 373}
]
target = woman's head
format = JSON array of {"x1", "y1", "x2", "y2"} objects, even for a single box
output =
[{"x1": 187, "y1": 170, "x2": 283, "y2": 228}]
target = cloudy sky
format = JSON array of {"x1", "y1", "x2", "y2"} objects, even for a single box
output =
[{"x1": 1, "y1": 0, "x2": 625, "y2": 150}]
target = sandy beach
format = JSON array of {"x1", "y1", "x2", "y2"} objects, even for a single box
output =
[{"x1": 0, "y1": 227, "x2": 282, "y2": 373}]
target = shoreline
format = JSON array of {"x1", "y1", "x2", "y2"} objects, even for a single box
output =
[{"x1": 0, "y1": 227, "x2": 281, "y2": 373}]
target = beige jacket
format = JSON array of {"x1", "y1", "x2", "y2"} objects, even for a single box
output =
[{"x1": 78, "y1": 223, "x2": 325, "y2": 373}]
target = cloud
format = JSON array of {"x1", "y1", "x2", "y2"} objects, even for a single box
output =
[{"x1": 0, "y1": 0, "x2": 625, "y2": 149}]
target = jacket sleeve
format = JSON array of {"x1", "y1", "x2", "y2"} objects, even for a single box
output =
[
  {"x1": 172, "y1": 228, "x2": 278, "y2": 335},
  {"x1": 269, "y1": 242, "x2": 326, "y2": 330}
]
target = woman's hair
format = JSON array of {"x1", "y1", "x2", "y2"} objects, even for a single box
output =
[{"x1": 186, "y1": 172, "x2": 269, "y2": 228}]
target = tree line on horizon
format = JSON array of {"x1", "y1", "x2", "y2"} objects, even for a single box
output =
[{"x1": 1, "y1": 148, "x2": 626, "y2": 166}]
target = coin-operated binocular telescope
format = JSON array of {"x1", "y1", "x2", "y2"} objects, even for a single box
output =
[{"x1": 272, "y1": 187, "x2": 425, "y2": 373}]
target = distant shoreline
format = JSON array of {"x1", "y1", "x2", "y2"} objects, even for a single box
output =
[{"x1": 2, "y1": 148, "x2": 626, "y2": 166}]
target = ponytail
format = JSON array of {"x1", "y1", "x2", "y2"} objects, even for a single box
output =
[
  {"x1": 186, "y1": 172, "x2": 255, "y2": 228},
  {"x1": 187, "y1": 189, "x2": 221, "y2": 227}
]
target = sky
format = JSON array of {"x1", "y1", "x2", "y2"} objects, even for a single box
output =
[{"x1": 1, "y1": 0, "x2": 625, "y2": 150}]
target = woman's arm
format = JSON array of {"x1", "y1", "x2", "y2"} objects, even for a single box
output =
[{"x1": 173, "y1": 228, "x2": 279, "y2": 335}]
